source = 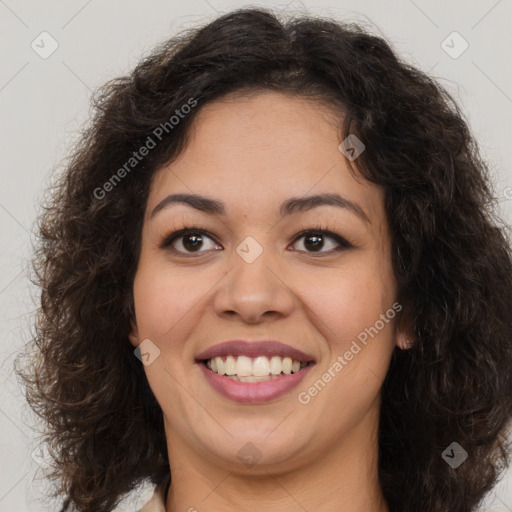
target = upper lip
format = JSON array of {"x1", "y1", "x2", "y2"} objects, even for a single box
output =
[{"x1": 195, "y1": 340, "x2": 316, "y2": 363}]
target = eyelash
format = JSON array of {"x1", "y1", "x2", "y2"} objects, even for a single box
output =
[{"x1": 159, "y1": 224, "x2": 354, "y2": 257}]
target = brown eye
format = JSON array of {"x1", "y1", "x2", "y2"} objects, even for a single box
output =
[
  {"x1": 160, "y1": 226, "x2": 353, "y2": 257},
  {"x1": 161, "y1": 228, "x2": 221, "y2": 255},
  {"x1": 291, "y1": 230, "x2": 352, "y2": 255},
  {"x1": 181, "y1": 233, "x2": 205, "y2": 252},
  {"x1": 302, "y1": 233, "x2": 325, "y2": 252}
]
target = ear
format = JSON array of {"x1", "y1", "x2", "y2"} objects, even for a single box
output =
[
  {"x1": 128, "y1": 317, "x2": 140, "y2": 348},
  {"x1": 396, "y1": 330, "x2": 413, "y2": 350}
]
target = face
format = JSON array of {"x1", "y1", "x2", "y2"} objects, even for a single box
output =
[{"x1": 129, "y1": 91, "x2": 406, "y2": 475}]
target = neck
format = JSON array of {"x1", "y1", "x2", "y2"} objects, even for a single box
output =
[{"x1": 163, "y1": 407, "x2": 389, "y2": 512}]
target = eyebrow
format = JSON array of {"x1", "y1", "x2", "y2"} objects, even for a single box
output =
[{"x1": 150, "y1": 192, "x2": 371, "y2": 224}]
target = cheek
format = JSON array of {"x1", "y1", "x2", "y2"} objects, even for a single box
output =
[
  {"x1": 304, "y1": 264, "x2": 396, "y2": 429},
  {"x1": 132, "y1": 258, "x2": 211, "y2": 339},
  {"x1": 298, "y1": 260, "x2": 393, "y2": 346}
]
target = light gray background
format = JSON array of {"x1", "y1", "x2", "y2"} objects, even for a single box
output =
[{"x1": 1, "y1": 0, "x2": 511, "y2": 510}]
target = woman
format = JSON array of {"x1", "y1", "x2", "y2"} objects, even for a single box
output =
[{"x1": 18, "y1": 7, "x2": 512, "y2": 512}]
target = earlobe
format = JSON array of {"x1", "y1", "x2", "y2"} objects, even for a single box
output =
[
  {"x1": 128, "y1": 318, "x2": 139, "y2": 347},
  {"x1": 396, "y1": 332, "x2": 413, "y2": 350}
]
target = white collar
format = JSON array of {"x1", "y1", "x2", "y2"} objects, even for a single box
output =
[{"x1": 139, "y1": 484, "x2": 166, "y2": 512}]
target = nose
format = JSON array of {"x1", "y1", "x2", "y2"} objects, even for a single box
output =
[{"x1": 212, "y1": 243, "x2": 295, "y2": 324}]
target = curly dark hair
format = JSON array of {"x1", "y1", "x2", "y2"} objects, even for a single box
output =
[{"x1": 16, "y1": 7, "x2": 512, "y2": 512}]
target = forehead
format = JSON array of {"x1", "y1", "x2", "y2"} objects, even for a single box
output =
[{"x1": 148, "y1": 91, "x2": 384, "y2": 226}]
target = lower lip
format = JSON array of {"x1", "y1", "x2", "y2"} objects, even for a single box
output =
[{"x1": 197, "y1": 362, "x2": 314, "y2": 403}]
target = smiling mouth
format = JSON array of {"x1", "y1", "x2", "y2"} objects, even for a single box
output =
[{"x1": 200, "y1": 355, "x2": 314, "y2": 383}]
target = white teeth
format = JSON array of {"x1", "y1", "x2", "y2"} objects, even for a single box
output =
[
  {"x1": 269, "y1": 355, "x2": 282, "y2": 375},
  {"x1": 227, "y1": 375, "x2": 283, "y2": 383},
  {"x1": 224, "y1": 355, "x2": 236, "y2": 375},
  {"x1": 253, "y1": 356, "x2": 270, "y2": 376},
  {"x1": 236, "y1": 355, "x2": 253, "y2": 377},
  {"x1": 214, "y1": 356, "x2": 225, "y2": 375},
  {"x1": 282, "y1": 357, "x2": 292, "y2": 375},
  {"x1": 205, "y1": 355, "x2": 308, "y2": 377}
]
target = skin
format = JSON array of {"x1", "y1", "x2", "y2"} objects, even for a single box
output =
[{"x1": 129, "y1": 91, "x2": 409, "y2": 512}]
